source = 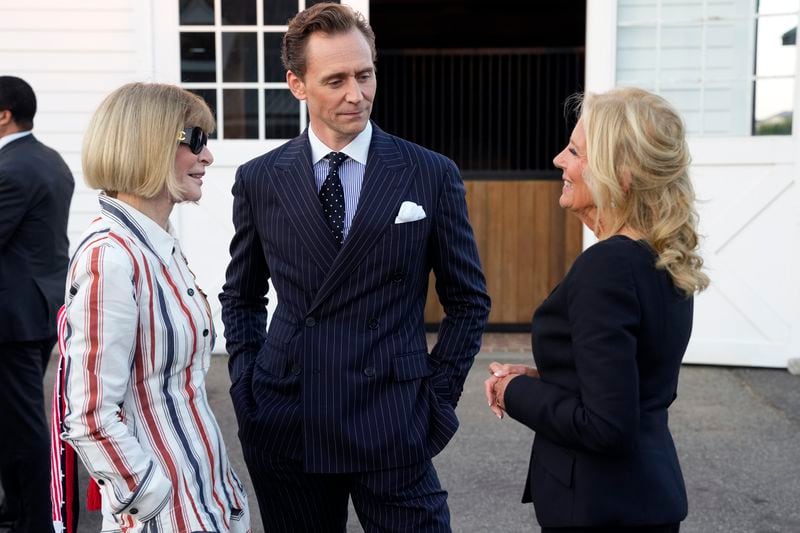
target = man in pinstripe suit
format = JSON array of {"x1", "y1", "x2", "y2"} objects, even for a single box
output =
[{"x1": 220, "y1": 4, "x2": 490, "y2": 531}]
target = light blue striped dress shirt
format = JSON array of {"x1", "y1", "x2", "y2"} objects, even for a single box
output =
[{"x1": 308, "y1": 122, "x2": 372, "y2": 240}]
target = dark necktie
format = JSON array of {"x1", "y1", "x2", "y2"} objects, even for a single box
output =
[{"x1": 319, "y1": 151, "x2": 348, "y2": 245}]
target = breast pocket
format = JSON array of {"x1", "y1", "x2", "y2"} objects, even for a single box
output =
[
  {"x1": 389, "y1": 217, "x2": 430, "y2": 247},
  {"x1": 391, "y1": 350, "x2": 432, "y2": 381}
]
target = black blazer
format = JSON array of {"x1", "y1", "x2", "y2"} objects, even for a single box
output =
[
  {"x1": 0, "y1": 134, "x2": 74, "y2": 343},
  {"x1": 220, "y1": 123, "x2": 490, "y2": 473},
  {"x1": 504, "y1": 236, "x2": 691, "y2": 528}
]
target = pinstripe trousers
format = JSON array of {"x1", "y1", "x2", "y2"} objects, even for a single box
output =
[{"x1": 242, "y1": 449, "x2": 450, "y2": 533}]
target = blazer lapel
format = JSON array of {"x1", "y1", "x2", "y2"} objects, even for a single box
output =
[
  {"x1": 271, "y1": 133, "x2": 340, "y2": 273},
  {"x1": 308, "y1": 125, "x2": 416, "y2": 315}
]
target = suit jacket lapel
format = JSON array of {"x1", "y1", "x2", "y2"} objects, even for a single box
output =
[
  {"x1": 271, "y1": 133, "x2": 339, "y2": 273},
  {"x1": 308, "y1": 125, "x2": 415, "y2": 315}
]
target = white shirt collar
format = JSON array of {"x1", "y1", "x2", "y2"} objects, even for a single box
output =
[
  {"x1": 0, "y1": 130, "x2": 32, "y2": 152},
  {"x1": 99, "y1": 195, "x2": 179, "y2": 265},
  {"x1": 308, "y1": 121, "x2": 372, "y2": 166}
]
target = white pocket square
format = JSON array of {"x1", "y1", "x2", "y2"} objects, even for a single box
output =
[{"x1": 394, "y1": 201, "x2": 426, "y2": 224}]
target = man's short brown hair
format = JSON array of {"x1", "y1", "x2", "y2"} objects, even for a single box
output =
[{"x1": 281, "y1": 2, "x2": 376, "y2": 79}]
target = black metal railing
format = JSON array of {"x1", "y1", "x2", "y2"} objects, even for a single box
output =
[{"x1": 372, "y1": 47, "x2": 585, "y2": 180}]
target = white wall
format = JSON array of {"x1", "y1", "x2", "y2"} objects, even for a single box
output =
[{"x1": 0, "y1": 0, "x2": 155, "y2": 252}]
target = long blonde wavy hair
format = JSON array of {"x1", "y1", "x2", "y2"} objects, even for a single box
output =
[{"x1": 578, "y1": 87, "x2": 709, "y2": 297}]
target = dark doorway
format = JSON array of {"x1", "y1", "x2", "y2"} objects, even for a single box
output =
[
  {"x1": 371, "y1": 0, "x2": 585, "y2": 49},
  {"x1": 369, "y1": 1, "x2": 587, "y2": 329},
  {"x1": 370, "y1": 0, "x2": 586, "y2": 180}
]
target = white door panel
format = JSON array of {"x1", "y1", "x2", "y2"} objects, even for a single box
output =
[{"x1": 688, "y1": 141, "x2": 799, "y2": 366}]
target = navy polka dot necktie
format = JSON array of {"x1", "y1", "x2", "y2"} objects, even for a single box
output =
[{"x1": 319, "y1": 151, "x2": 348, "y2": 245}]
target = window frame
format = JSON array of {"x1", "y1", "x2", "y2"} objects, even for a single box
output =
[
  {"x1": 614, "y1": 0, "x2": 800, "y2": 137},
  {"x1": 178, "y1": 1, "x2": 307, "y2": 141}
]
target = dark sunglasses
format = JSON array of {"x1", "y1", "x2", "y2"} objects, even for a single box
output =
[{"x1": 177, "y1": 127, "x2": 208, "y2": 154}]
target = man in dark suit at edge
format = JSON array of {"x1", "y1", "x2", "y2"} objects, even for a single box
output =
[
  {"x1": 0, "y1": 76, "x2": 74, "y2": 532},
  {"x1": 220, "y1": 3, "x2": 490, "y2": 531}
]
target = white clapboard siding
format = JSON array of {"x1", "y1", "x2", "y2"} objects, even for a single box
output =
[
  {"x1": 688, "y1": 136, "x2": 800, "y2": 367},
  {"x1": 0, "y1": 0, "x2": 156, "y2": 253},
  {"x1": 0, "y1": 10, "x2": 135, "y2": 31}
]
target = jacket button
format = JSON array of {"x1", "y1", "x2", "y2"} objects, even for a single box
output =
[
  {"x1": 129, "y1": 508, "x2": 138, "y2": 515},
  {"x1": 305, "y1": 317, "x2": 317, "y2": 327},
  {"x1": 187, "y1": 288, "x2": 195, "y2": 296},
  {"x1": 290, "y1": 363, "x2": 302, "y2": 376},
  {"x1": 202, "y1": 329, "x2": 209, "y2": 337},
  {"x1": 363, "y1": 367, "x2": 376, "y2": 377},
  {"x1": 392, "y1": 272, "x2": 404, "y2": 283},
  {"x1": 69, "y1": 286, "x2": 78, "y2": 296},
  {"x1": 368, "y1": 318, "x2": 380, "y2": 330}
]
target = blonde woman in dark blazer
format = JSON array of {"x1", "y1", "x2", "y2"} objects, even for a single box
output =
[{"x1": 485, "y1": 87, "x2": 709, "y2": 532}]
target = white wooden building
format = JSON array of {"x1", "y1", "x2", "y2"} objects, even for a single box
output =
[{"x1": 1, "y1": 0, "x2": 798, "y2": 367}]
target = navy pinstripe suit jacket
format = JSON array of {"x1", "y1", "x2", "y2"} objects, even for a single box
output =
[{"x1": 221, "y1": 124, "x2": 490, "y2": 473}]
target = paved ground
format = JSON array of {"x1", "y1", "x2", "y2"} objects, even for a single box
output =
[{"x1": 5, "y1": 344, "x2": 799, "y2": 532}]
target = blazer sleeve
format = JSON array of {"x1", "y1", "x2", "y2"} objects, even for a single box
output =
[
  {"x1": 504, "y1": 246, "x2": 642, "y2": 455},
  {"x1": 61, "y1": 242, "x2": 171, "y2": 520},
  {"x1": 0, "y1": 166, "x2": 33, "y2": 250},
  {"x1": 219, "y1": 165, "x2": 271, "y2": 383},
  {"x1": 427, "y1": 159, "x2": 491, "y2": 407}
]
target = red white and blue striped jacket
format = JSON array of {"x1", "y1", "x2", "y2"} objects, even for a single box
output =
[{"x1": 60, "y1": 195, "x2": 250, "y2": 532}]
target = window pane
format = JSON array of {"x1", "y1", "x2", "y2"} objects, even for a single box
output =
[
  {"x1": 758, "y1": 0, "x2": 800, "y2": 15},
  {"x1": 264, "y1": 0, "x2": 295, "y2": 25},
  {"x1": 616, "y1": 2, "x2": 755, "y2": 136},
  {"x1": 222, "y1": 0, "x2": 256, "y2": 25},
  {"x1": 616, "y1": 25, "x2": 657, "y2": 86},
  {"x1": 264, "y1": 32, "x2": 285, "y2": 81},
  {"x1": 222, "y1": 32, "x2": 258, "y2": 82},
  {"x1": 181, "y1": 32, "x2": 216, "y2": 82},
  {"x1": 224, "y1": 89, "x2": 259, "y2": 138},
  {"x1": 755, "y1": 14, "x2": 797, "y2": 77},
  {"x1": 265, "y1": 89, "x2": 300, "y2": 138},
  {"x1": 617, "y1": 2, "x2": 657, "y2": 24},
  {"x1": 180, "y1": 0, "x2": 214, "y2": 25},
  {"x1": 187, "y1": 89, "x2": 218, "y2": 139},
  {"x1": 661, "y1": 3, "x2": 703, "y2": 22},
  {"x1": 754, "y1": 77, "x2": 794, "y2": 135},
  {"x1": 707, "y1": 2, "x2": 739, "y2": 18}
]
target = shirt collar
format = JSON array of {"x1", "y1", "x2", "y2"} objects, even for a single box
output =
[
  {"x1": 0, "y1": 130, "x2": 32, "y2": 152},
  {"x1": 308, "y1": 121, "x2": 372, "y2": 166},
  {"x1": 99, "y1": 195, "x2": 178, "y2": 265}
]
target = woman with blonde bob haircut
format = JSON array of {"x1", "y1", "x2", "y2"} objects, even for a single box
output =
[
  {"x1": 82, "y1": 82, "x2": 215, "y2": 201},
  {"x1": 485, "y1": 87, "x2": 708, "y2": 532},
  {"x1": 57, "y1": 83, "x2": 250, "y2": 532}
]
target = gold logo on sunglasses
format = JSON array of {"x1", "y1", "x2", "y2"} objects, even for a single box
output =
[{"x1": 177, "y1": 130, "x2": 187, "y2": 141}]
